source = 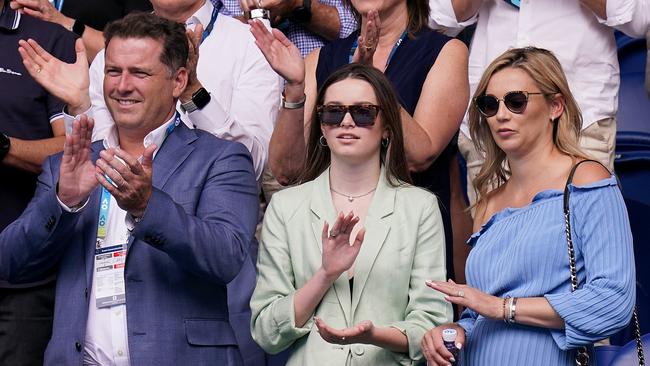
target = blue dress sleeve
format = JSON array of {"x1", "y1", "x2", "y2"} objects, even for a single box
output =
[{"x1": 545, "y1": 181, "x2": 636, "y2": 350}]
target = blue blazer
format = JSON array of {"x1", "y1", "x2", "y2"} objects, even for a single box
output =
[{"x1": 0, "y1": 124, "x2": 260, "y2": 365}]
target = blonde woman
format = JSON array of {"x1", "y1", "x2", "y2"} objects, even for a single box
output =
[{"x1": 421, "y1": 47, "x2": 636, "y2": 365}]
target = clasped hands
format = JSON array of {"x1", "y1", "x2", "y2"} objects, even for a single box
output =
[{"x1": 57, "y1": 115, "x2": 155, "y2": 219}]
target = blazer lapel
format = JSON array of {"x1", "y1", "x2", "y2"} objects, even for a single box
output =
[
  {"x1": 350, "y1": 171, "x2": 394, "y2": 318},
  {"x1": 151, "y1": 124, "x2": 197, "y2": 190},
  {"x1": 310, "y1": 168, "x2": 353, "y2": 325}
]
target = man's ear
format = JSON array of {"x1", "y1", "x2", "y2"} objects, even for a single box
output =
[{"x1": 173, "y1": 67, "x2": 189, "y2": 99}]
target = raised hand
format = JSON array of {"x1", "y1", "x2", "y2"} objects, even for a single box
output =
[
  {"x1": 320, "y1": 211, "x2": 365, "y2": 280},
  {"x1": 421, "y1": 323, "x2": 465, "y2": 366},
  {"x1": 352, "y1": 10, "x2": 381, "y2": 66},
  {"x1": 9, "y1": 0, "x2": 71, "y2": 27},
  {"x1": 95, "y1": 145, "x2": 156, "y2": 218},
  {"x1": 248, "y1": 19, "x2": 305, "y2": 86},
  {"x1": 180, "y1": 23, "x2": 204, "y2": 102},
  {"x1": 314, "y1": 317, "x2": 375, "y2": 345},
  {"x1": 426, "y1": 279, "x2": 502, "y2": 320},
  {"x1": 57, "y1": 115, "x2": 99, "y2": 207},
  {"x1": 18, "y1": 38, "x2": 90, "y2": 114}
]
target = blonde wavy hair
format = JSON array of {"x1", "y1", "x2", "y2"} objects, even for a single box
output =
[{"x1": 469, "y1": 47, "x2": 589, "y2": 206}]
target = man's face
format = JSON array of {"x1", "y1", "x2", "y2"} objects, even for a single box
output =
[{"x1": 103, "y1": 37, "x2": 186, "y2": 134}]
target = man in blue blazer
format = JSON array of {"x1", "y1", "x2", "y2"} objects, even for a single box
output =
[{"x1": 1, "y1": 13, "x2": 258, "y2": 365}]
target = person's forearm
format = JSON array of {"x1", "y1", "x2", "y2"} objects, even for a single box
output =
[
  {"x1": 55, "y1": 15, "x2": 104, "y2": 63},
  {"x1": 366, "y1": 327, "x2": 408, "y2": 353},
  {"x1": 450, "y1": 0, "x2": 482, "y2": 22},
  {"x1": 400, "y1": 108, "x2": 449, "y2": 172},
  {"x1": 268, "y1": 84, "x2": 307, "y2": 185},
  {"x1": 293, "y1": 267, "x2": 337, "y2": 327},
  {"x1": 511, "y1": 297, "x2": 565, "y2": 329},
  {"x1": 2, "y1": 135, "x2": 65, "y2": 173},
  {"x1": 580, "y1": 0, "x2": 606, "y2": 19},
  {"x1": 303, "y1": 1, "x2": 341, "y2": 41}
]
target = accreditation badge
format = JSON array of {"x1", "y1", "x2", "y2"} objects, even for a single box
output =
[{"x1": 94, "y1": 238, "x2": 128, "y2": 308}]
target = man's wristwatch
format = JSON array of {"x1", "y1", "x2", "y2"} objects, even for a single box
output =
[
  {"x1": 72, "y1": 19, "x2": 86, "y2": 37},
  {"x1": 289, "y1": 0, "x2": 312, "y2": 24},
  {"x1": 0, "y1": 133, "x2": 11, "y2": 162},
  {"x1": 180, "y1": 87, "x2": 211, "y2": 113}
]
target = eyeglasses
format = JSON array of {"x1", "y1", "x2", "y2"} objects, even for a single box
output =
[
  {"x1": 317, "y1": 104, "x2": 381, "y2": 127},
  {"x1": 474, "y1": 91, "x2": 551, "y2": 117}
]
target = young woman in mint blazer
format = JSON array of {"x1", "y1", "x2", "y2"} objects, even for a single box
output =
[{"x1": 250, "y1": 63, "x2": 452, "y2": 366}]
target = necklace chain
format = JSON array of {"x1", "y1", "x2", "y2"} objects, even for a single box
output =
[{"x1": 330, "y1": 187, "x2": 377, "y2": 202}]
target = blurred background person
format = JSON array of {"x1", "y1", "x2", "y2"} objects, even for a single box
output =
[
  {"x1": 249, "y1": 0, "x2": 469, "y2": 282},
  {"x1": 9, "y1": 0, "x2": 151, "y2": 61},
  {"x1": 421, "y1": 47, "x2": 636, "y2": 366},
  {"x1": 251, "y1": 63, "x2": 452, "y2": 366},
  {"x1": 429, "y1": 0, "x2": 650, "y2": 208},
  {"x1": 0, "y1": 0, "x2": 76, "y2": 364}
]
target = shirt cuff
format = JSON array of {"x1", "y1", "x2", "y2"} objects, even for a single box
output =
[
  {"x1": 62, "y1": 105, "x2": 95, "y2": 135},
  {"x1": 57, "y1": 194, "x2": 90, "y2": 213}
]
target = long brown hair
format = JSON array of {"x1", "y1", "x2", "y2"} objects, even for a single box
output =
[
  {"x1": 299, "y1": 63, "x2": 410, "y2": 186},
  {"x1": 343, "y1": 0, "x2": 430, "y2": 35},
  {"x1": 469, "y1": 47, "x2": 589, "y2": 206}
]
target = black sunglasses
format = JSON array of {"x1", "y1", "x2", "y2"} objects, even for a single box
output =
[
  {"x1": 317, "y1": 104, "x2": 381, "y2": 127},
  {"x1": 474, "y1": 91, "x2": 551, "y2": 117}
]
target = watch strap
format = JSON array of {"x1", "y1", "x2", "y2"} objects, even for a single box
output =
[
  {"x1": 281, "y1": 93, "x2": 306, "y2": 109},
  {"x1": 0, "y1": 133, "x2": 10, "y2": 161},
  {"x1": 72, "y1": 19, "x2": 86, "y2": 37}
]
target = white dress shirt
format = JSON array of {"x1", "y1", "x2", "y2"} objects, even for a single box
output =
[
  {"x1": 89, "y1": 0, "x2": 282, "y2": 180},
  {"x1": 428, "y1": 0, "x2": 650, "y2": 139},
  {"x1": 59, "y1": 112, "x2": 176, "y2": 366}
]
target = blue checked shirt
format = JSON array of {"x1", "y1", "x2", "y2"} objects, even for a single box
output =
[{"x1": 213, "y1": 0, "x2": 357, "y2": 57}]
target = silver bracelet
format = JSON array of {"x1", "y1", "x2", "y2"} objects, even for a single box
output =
[
  {"x1": 508, "y1": 297, "x2": 518, "y2": 323},
  {"x1": 281, "y1": 92, "x2": 306, "y2": 109}
]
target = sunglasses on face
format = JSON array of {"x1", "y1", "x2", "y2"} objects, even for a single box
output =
[
  {"x1": 474, "y1": 91, "x2": 550, "y2": 117},
  {"x1": 317, "y1": 104, "x2": 381, "y2": 127}
]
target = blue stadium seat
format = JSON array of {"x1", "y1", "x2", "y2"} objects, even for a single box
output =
[
  {"x1": 609, "y1": 334, "x2": 650, "y2": 365},
  {"x1": 611, "y1": 132, "x2": 650, "y2": 346},
  {"x1": 615, "y1": 32, "x2": 650, "y2": 134}
]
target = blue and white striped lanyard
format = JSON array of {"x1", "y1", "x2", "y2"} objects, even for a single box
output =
[
  {"x1": 96, "y1": 113, "x2": 181, "y2": 240},
  {"x1": 348, "y1": 30, "x2": 408, "y2": 69},
  {"x1": 199, "y1": 1, "x2": 222, "y2": 46},
  {"x1": 49, "y1": 0, "x2": 64, "y2": 12}
]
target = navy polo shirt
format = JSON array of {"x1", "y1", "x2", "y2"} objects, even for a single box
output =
[{"x1": 0, "y1": 3, "x2": 76, "y2": 232}]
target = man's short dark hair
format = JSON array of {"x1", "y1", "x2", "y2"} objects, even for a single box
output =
[{"x1": 104, "y1": 12, "x2": 188, "y2": 75}]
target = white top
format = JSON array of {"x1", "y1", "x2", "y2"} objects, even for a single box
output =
[
  {"x1": 89, "y1": 1, "x2": 282, "y2": 180},
  {"x1": 428, "y1": 0, "x2": 650, "y2": 138},
  {"x1": 59, "y1": 111, "x2": 176, "y2": 366}
]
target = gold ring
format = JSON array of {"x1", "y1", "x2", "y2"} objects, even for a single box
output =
[
  {"x1": 36, "y1": 68, "x2": 42, "y2": 73},
  {"x1": 458, "y1": 290, "x2": 465, "y2": 298}
]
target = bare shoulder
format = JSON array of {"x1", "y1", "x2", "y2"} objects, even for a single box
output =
[
  {"x1": 571, "y1": 160, "x2": 612, "y2": 186},
  {"x1": 439, "y1": 38, "x2": 469, "y2": 58}
]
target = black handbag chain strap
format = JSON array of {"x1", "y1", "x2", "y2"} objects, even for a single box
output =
[{"x1": 563, "y1": 159, "x2": 644, "y2": 366}]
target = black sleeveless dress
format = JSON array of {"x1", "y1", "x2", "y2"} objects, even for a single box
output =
[{"x1": 315, "y1": 28, "x2": 457, "y2": 280}]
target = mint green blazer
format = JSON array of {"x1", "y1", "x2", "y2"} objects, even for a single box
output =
[{"x1": 250, "y1": 168, "x2": 452, "y2": 366}]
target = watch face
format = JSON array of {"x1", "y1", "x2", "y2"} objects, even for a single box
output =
[
  {"x1": 192, "y1": 88, "x2": 211, "y2": 109},
  {"x1": 291, "y1": 7, "x2": 312, "y2": 24}
]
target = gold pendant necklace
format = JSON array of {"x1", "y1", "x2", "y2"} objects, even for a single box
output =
[{"x1": 330, "y1": 187, "x2": 377, "y2": 202}]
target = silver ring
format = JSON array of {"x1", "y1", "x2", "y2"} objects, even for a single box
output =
[
  {"x1": 457, "y1": 290, "x2": 465, "y2": 298},
  {"x1": 329, "y1": 230, "x2": 339, "y2": 238},
  {"x1": 258, "y1": 0, "x2": 263, "y2": 8},
  {"x1": 36, "y1": 68, "x2": 42, "y2": 73},
  {"x1": 341, "y1": 336, "x2": 346, "y2": 341}
]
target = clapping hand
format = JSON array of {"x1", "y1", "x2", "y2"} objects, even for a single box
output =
[
  {"x1": 352, "y1": 10, "x2": 380, "y2": 67},
  {"x1": 321, "y1": 211, "x2": 365, "y2": 280},
  {"x1": 248, "y1": 19, "x2": 304, "y2": 87},
  {"x1": 57, "y1": 115, "x2": 98, "y2": 207},
  {"x1": 314, "y1": 317, "x2": 375, "y2": 345},
  {"x1": 181, "y1": 23, "x2": 204, "y2": 102},
  {"x1": 18, "y1": 38, "x2": 91, "y2": 115},
  {"x1": 95, "y1": 146, "x2": 156, "y2": 218}
]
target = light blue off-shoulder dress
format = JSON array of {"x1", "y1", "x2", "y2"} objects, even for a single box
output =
[{"x1": 458, "y1": 176, "x2": 636, "y2": 365}]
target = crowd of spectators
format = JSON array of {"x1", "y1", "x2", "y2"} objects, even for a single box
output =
[{"x1": 0, "y1": 0, "x2": 648, "y2": 365}]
